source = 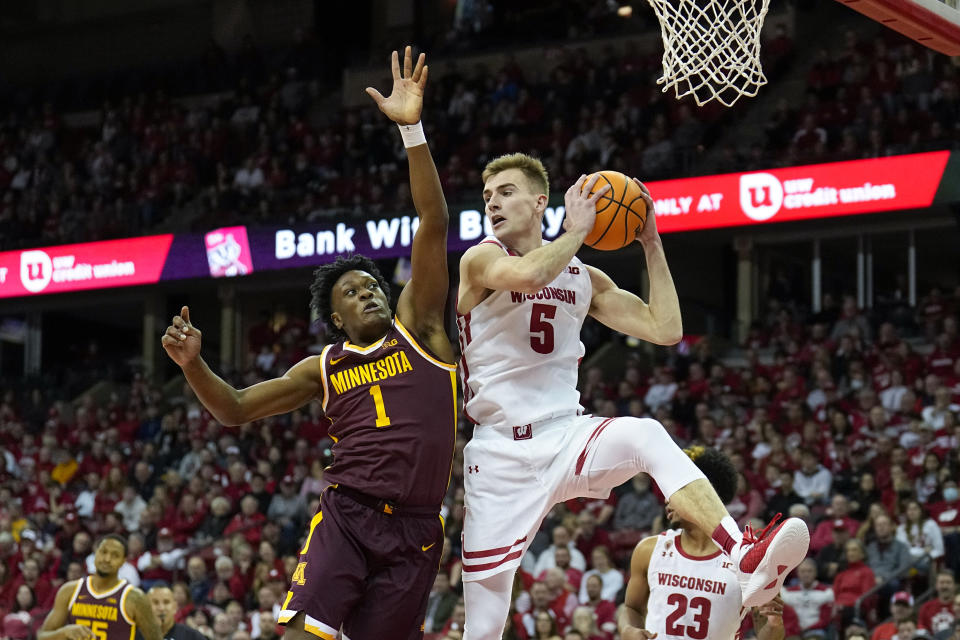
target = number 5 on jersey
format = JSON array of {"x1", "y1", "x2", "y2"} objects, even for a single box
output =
[{"x1": 530, "y1": 303, "x2": 556, "y2": 354}]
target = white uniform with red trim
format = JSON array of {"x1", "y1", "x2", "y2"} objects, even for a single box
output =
[
  {"x1": 456, "y1": 237, "x2": 706, "y2": 586},
  {"x1": 457, "y1": 236, "x2": 591, "y2": 428},
  {"x1": 645, "y1": 530, "x2": 744, "y2": 640}
]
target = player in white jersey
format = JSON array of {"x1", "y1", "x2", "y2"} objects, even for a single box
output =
[
  {"x1": 620, "y1": 448, "x2": 787, "y2": 640},
  {"x1": 456, "y1": 153, "x2": 809, "y2": 640}
]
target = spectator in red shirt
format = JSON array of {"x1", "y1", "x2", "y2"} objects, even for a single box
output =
[
  {"x1": 223, "y1": 494, "x2": 266, "y2": 546},
  {"x1": 918, "y1": 570, "x2": 957, "y2": 635},
  {"x1": 210, "y1": 556, "x2": 247, "y2": 603},
  {"x1": 812, "y1": 495, "x2": 862, "y2": 553},
  {"x1": 574, "y1": 511, "x2": 611, "y2": 564},
  {"x1": 833, "y1": 539, "x2": 876, "y2": 625},
  {"x1": 538, "y1": 546, "x2": 582, "y2": 593},
  {"x1": 578, "y1": 574, "x2": 616, "y2": 637},
  {"x1": 10, "y1": 558, "x2": 52, "y2": 609},
  {"x1": 871, "y1": 591, "x2": 917, "y2": 640}
]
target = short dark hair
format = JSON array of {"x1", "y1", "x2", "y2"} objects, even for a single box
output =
[
  {"x1": 309, "y1": 255, "x2": 391, "y2": 340},
  {"x1": 684, "y1": 447, "x2": 738, "y2": 504},
  {"x1": 98, "y1": 533, "x2": 128, "y2": 556}
]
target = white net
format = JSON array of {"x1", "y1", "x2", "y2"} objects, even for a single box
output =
[{"x1": 646, "y1": 0, "x2": 771, "y2": 107}]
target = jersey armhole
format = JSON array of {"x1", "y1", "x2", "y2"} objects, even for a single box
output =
[
  {"x1": 66, "y1": 580, "x2": 84, "y2": 610},
  {"x1": 319, "y1": 344, "x2": 333, "y2": 412},
  {"x1": 119, "y1": 584, "x2": 135, "y2": 625}
]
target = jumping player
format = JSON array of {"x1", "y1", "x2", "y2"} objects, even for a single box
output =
[
  {"x1": 456, "y1": 154, "x2": 809, "y2": 639},
  {"x1": 37, "y1": 534, "x2": 162, "y2": 640},
  {"x1": 619, "y1": 447, "x2": 786, "y2": 640},
  {"x1": 161, "y1": 47, "x2": 456, "y2": 640}
]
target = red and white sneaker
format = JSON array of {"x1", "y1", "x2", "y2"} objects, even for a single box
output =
[{"x1": 730, "y1": 514, "x2": 810, "y2": 608}]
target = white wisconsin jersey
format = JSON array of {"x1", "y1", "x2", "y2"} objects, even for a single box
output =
[
  {"x1": 646, "y1": 530, "x2": 744, "y2": 640},
  {"x1": 457, "y1": 236, "x2": 592, "y2": 428}
]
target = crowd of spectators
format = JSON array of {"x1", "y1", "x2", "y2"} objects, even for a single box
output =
[
  {"x1": 2, "y1": 5, "x2": 956, "y2": 253},
  {"x1": 1, "y1": 281, "x2": 959, "y2": 640}
]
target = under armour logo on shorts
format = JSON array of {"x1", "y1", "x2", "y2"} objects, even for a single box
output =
[
  {"x1": 513, "y1": 424, "x2": 532, "y2": 440},
  {"x1": 468, "y1": 465, "x2": 479, "y2": 473}
]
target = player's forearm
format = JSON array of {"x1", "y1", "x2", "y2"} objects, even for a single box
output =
[
  {"x1": 640, "y1": 236, "x2": 682, "y2": 344},
  {"x1": 406, "y1": 142, "x2": 448, "y2": 229},
  {"x1": 38, "y1": 629, "x2": 67, "y2": 640},
  {"x1": 617, "y1": 604, "x2": 646, "y2": 633},
  {"x1": 180, "y1": 357, "x2": 244, "y2": 426},
  {"x1": 512, "y1": 230, "x2": 587, "y2": 293}
]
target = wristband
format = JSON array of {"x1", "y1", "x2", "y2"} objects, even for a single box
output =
[{"x1": 398, "y1": 121, "x2": 426, "y2": 148}]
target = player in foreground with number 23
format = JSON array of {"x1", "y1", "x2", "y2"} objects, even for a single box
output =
[
  {"x1": 162, "y1": 46, "x2": 456, "y2": 640},
  {"x1": 455, "y1": 154, "x2": 810, "y2": 639}
]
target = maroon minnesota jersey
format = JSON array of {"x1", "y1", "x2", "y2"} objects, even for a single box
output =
[
  {"x1": 66, "y1": 577, "x2": 136, "y2": 640},
  {"x1": 320, "y1": 317, "x2": 457, "y2": 508}
]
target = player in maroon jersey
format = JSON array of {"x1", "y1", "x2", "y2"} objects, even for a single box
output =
[
  {"x1": 37, "y1": 535, "x2": 161, "y2": 640},
  {"x1": 161, "y1": 46, "x2": 455, "y2": 640}
]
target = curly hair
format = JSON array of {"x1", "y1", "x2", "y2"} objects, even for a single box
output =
[
  {"x1": 683, "y1": 447, "x2": 738, "y2": 504},
  {"x1": 309, "y1": 255, "x2": 392, "y2": 340}
]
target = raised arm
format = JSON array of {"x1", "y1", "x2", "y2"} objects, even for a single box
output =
[
  {"x1": 126, "y1": 588, "x2": 162, "y2": 640},
  {"x1": 162, "y1": 306, "x2": 322, "y2": 425},
  {"x1": 585, "y1": 181, "x2": 682, "y2": 346},
  {"x1": 618, "y1": 536, "x2": 659, "y2": 640},
  {"x1": 458, "y1": 174, "x2": 608, "y2": 301},
  {"x1": 367, "y1": 47, "x2": 453, "y2": 362},
  {"x1": 38, "y1": 581, "x2": 93, "y2": 640}
]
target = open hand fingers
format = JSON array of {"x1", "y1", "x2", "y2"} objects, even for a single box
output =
[
  {"x1": 365, "y1": 87, "x2": 386, "y2": 106},
  {"x1": 418, "y1": 65, "x2": 429, "y2": 90},
  {"x1": 412, "y1": 51, "x2": 426, "y2": 82},
  {"x1": 391, "y1": 49, "x2": 401, "y2": 80},
  {"x1": 403, "y1": 45, "x2": 413, "y2": 79}
]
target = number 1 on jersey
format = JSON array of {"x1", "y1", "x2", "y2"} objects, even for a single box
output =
[
  {"x1": 369, "y1": 384, "x2": 392, "y2": 427},
  {"x1": 529, "y1": 303, "x2": 557, "y2": 354}
]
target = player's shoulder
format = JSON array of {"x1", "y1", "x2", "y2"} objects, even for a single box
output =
[
  {"x1": 631, "y1": 534, "x2": 663, "y2": 568},
  {"x1": 463, "y1": 238, "x2": 510, "y2": 260},
  {"x1": 59, "y1": 578, "x2": 84, "y2": 595}
]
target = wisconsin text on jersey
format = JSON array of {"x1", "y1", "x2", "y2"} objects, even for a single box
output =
[
  {"x1": 655, "y1": 572, "x2": 730, "y2": 595},
  {"x1": 328, "y1": 350, "x2": 414, "y2": 394},
  {"x1": 509, "y1": 286, "x2": 577, "y2": 305}
]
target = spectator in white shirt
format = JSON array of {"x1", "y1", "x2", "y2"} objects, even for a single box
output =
[
  {"x1": 644, "y1": 368, "x2": 678, "y2": 412},
  {"x1": 881, "y1": 369, "x2": 909, "y2": 412},
  {"x1": 234, "y1": 157, "x2": 264, "y2": 192},
  {"x1": 782, "y1": 559, "x2": 834, "y2": 636},
  {"x1": 114, "y1": 486, "x2": 148, "y2": 532},
  {"x1": 794, "y1": 449, "x2": 832, "y2": 506},
  {"x1": 534, "y1": 525, "x2": 586, "y2": 576}
]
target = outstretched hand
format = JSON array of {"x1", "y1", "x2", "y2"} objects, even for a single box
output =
[
  {"x1": 161, "y1": 305, "x2": 202, "y2": 368},
  {"x1": 366, "y1": 46, "x2": 428, "y2": 125}
]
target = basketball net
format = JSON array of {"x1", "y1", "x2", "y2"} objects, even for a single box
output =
[{"x1": 646, "y1": 0, "x2": 771, "y2": 107}]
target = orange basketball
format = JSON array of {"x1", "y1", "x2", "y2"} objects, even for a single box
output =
[{"x1": 582, "y1": 171, "x2": 647, "y2": 251}]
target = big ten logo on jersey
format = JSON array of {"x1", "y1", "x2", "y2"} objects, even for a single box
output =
[
  {"x1": 382, "y1": 339, "x2": 398, "y2": 348},
  {"x1": 565, "y1": 266, "x2": 580, "y2": 275},
  {"x1": 328, "y1": 350, "x2": 413, "y2": 395}
]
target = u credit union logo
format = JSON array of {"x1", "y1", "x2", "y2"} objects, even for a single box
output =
[
  {"x1": 739, "y1": 173, "x2": 784, "y2": 222},
  {"x1": 20, "y1": 250, "x2": 53, "y2": 293}
]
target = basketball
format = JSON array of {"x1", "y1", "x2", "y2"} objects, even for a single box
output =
[{"x1": 582, "y1": 171, "x2": 648, "y2": 251}]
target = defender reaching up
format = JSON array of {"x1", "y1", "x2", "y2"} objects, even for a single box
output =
[{"x1": 162, "y1": 47, "x2": 456, "y2": 640}]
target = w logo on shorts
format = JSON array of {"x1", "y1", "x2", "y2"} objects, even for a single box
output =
[{"x1": 513, "y1": 424, "x2": 532, "y2": 440}]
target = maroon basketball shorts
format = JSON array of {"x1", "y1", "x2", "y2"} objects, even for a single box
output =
[{"x1": 278, "y1": 487, "x2": 444, "y2": 640}]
